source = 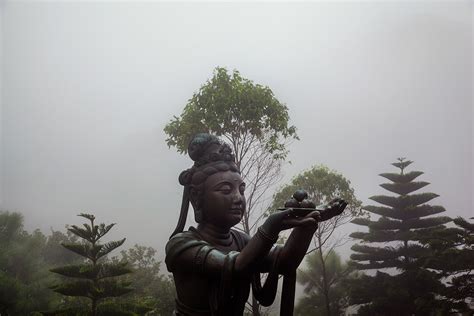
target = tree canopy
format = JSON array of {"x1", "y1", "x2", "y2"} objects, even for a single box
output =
[
  {"x1": 164, "y1": 67, "x2": 297, "y2": 159},
  {"x1": 0, "y1": 211, "x2": 57, "y2": 315},
  {"x1": 296, "y1": 250, "x2": 351, "y2": 316}
]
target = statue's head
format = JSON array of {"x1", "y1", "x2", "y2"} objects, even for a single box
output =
[{"x1": 178, "y1": 134, "x2": 246, "y2": 229}]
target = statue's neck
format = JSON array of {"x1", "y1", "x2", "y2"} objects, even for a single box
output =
[{"x1": 197, "y1": 223, "x2": 233, "y2": 247}]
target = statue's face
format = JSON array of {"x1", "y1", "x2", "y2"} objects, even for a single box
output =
[{"x1": 201, "y1": 170, "x2": 246, "y2": 228}]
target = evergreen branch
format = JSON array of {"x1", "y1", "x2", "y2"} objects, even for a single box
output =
[
  {"x1": 391, "y1": 159, "x2": 413, "y2": 170},
  {"x1": 362, "y1": 204, "x2": 445, "y2": 220},
  {"x1": 60, "y1": 242, "x2": 95, "y2": 260},
  {"x1": 353, "y1": 216, "x2": 451, "y2": 231},
  {"x1": 67, "y1": 225, "x2": 95, "y2": 243},
  {"x1": 95, "y1": 279, "x2": 134, "y2": 299},
  {"x1": 350, "y1": 230, "x2": 416, "y2": 242},
  {"x1": 97, "y1": 261, "x2": 132, "y2": 279},
  {"x1": 50, "y1": 262, "x2": 131, "y2": 280},
  {"x1": 380, "y1": 181, "x2": 429, "y2": 195},
  {"x1": 348, "y1": 259, "x2": 404, "y2": 270},
  {"x1": 379, "y1": 171, "x2": 424, "y2": 183},
  {"x1": 401, "y1": 217, "x2": 452, "y2": 230},
  {"x1": 50, "y1": 280, "x2": 95, "y2": 298},
  {"x1": 370, "y1": 193, "x2": 439, "y2": 209},
  {"x1": 97, "y1": 238, "x2": 126, "y2": 259},
  {"x1": 98, "y1": 223, "x2": 116, "y2": 240},
  {"x1": 453, "y1": 217, "x2": 474, "y2": 232},
  {"x1": 78, "y1": 213, "x2": 95, "y2": 222},
  {"x1": 50, "y1": 264, "x2": 97, "y2": 279}
]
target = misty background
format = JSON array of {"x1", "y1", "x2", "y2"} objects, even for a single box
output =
[{"x1": 0, "y1": 1, "x2": 472, "y2": 265}]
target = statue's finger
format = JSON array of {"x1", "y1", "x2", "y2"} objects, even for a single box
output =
[
  {"x1": 283, "y1": 217, "x2": 316, "y2": 228},
  {"x1": 306, "y1": 211, "x2": 321, "y2": 221}
]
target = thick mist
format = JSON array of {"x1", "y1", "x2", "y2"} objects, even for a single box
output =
[{"x1": 1, "y1": 1, "x2": 472, "y2": 264}]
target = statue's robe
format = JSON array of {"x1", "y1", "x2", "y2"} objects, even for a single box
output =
[{"x1": 165, "y1": 227, "x2": 252, "y2": 316}]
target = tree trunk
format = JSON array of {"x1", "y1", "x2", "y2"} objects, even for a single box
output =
[
  {"x1": 92, "y1": 299, "x2": 97, "y2": 316},
  {"x1": 317, "y1": 235, "x2": 331, "y2": 316}
]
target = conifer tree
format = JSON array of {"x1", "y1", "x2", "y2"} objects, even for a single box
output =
[
  {"x1": 47, "y1": 213, "x2": 147, "y2": 316},
  {"x1": 420, "y1": 217, "x2": 474, "y2": 313},
  {"x1": 348, "y1": 158, "x2": 452, "y2": 315}
]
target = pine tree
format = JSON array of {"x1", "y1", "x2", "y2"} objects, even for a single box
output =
[
  {"x1": 47, "y1": 213, "x2": 148, "y2": 316},
  {"x1": 420, "y1": 217, "x2": 474, "y2": 313},
  {"x1": 348, "y1": 158, "x2": 452, "y2": 315}
]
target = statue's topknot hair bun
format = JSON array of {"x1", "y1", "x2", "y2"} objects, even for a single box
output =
[
  {"x1": 188, "y1": 133, "x2": 220, "y2": 162},
  {"x1": 187, "y1": 133, "x2": 235, "y2": 168}
]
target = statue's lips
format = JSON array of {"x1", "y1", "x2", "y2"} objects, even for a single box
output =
[{"x1": 229, "y1": 208, "x2": 242, "y2": 214}]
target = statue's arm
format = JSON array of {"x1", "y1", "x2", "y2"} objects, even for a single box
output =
[
  {"x1": 277, "y1": 225, "x2": 318, "y2": 274},
  {"x1": 165, "y1": 231, "x2": 280, "y2": 277},
  {"x1": 254, "y1": 225, "x2": 317, "y2": 274},
  {"x1": 166, "y1": 209, "x2": 322, "y2": 277}
]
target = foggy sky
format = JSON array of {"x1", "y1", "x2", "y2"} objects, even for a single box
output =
[{"x1": 1, "y1": 1, "x2": 472, "y2": 264}]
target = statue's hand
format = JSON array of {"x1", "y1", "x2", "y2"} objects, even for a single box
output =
[
  {"x1": 261, "y1": 210, "x2": 320, "y2": 240},
  {"x1": 318, "y1": 198, "x2": 348, "y2": 221}
]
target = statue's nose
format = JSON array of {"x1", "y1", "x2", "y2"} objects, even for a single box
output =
[{"x1": 232, "y1": 192, "x2": 243, "y2": 204}]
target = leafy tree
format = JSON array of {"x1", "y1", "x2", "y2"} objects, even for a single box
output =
[
  {"x1": 0, "y1": 211, "x2": 56, "y2": 315},
  {"x1": 295, "y1": 250, "x2": 351, "y2": 316},
  {"x1": 47, "y1": 213, "x2": 147, "y2": 316},
  {"x1": 164, "y1": 66, "x2": 298, "y2": 315},
  {"x1": 349, "y1": 158, "x2": 452, "y2": 315},
  {"x1": 110, "y1": 245, "x2": 175, "y2": 316},
  {"x1": 43, "y1": 229, "x2": 82, "y2": 267},
  {"x1": 268, "y1": 165, "x2": 362, "y2": 316}
]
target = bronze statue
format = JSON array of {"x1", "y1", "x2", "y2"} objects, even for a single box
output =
[{"x1": 165, "y1": 134, "x2": 347, "y2": 316}]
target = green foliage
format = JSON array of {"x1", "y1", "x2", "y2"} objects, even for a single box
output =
[
  {"x1": 50, "y1": 279, "x2": 133, "y2": 299},
  {"x1": 295, "y1": 251, "x2": 351, "y2": 316},
  {"x1": 268, "y1": 165, "x2": 362, "y2": 216},
  {"x1": 164, "y1": 66, "x2": 297, "y2": 158},
  {"x1": 0, "y1": 212, "x2": 171, "y2": 315},
  {"x1": 349, "y1": 158, "x2": 454, "y2": 314},
  {"x1": 0, "y1": 211, "x2": 59, "y2": 315},
  {"x1": 361, "y1": 204, "x2": 446, "y2": 221},
  {"x1": 48, "y1": 214, "x2": 144, "y2": 316},
  {"x1": 418, "y1": 217, "x2": 474, "y2": 313},
  {"x1": 50, "y1": 262, "x2": 131, "y2": 280},
  {"x1": 348, "y1": 270, "x2": 449, "y2": 316},
  {"x1": 110, "y1": 244, "x2": 176, "y2": 316},
  {"x1": 43, "y1": 229, "x2": 83, "y2": 266},
  {"x1": 369, "y1": 193, "x2": 440, "y2": 209}
]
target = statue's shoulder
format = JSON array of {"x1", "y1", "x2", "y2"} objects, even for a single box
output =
[
  {"x1": 166, "y1": 228, "x2": 206, "y2": 252},
  {"x1": 165, "y1": 228, "x2": 209, "y2": 271}
]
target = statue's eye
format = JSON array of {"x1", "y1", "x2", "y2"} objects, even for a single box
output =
[{"x1": 218, "y1": 185, "x2": 232, "y2": 194}]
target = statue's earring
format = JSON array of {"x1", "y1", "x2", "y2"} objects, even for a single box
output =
[
  {"x1": 190, "y1": 188, "x2": 203, "y2": 223},
  {"x1": 195, "y1": 208, "x2": 203, "y2": 223}
]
